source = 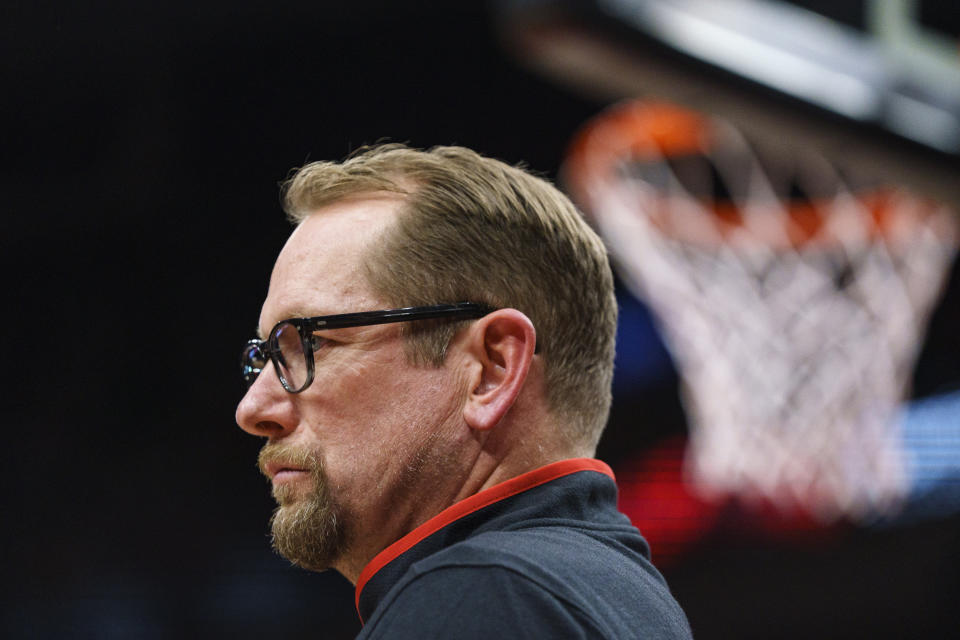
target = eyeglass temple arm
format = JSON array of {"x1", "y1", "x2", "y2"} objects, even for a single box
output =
[{"x1": 302, "y1": 303, "x2": 495, "y2": 330}]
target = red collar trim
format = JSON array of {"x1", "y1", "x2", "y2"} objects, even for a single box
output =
[{"x1": 354, "y1": 458, "x2": 614, "y2": 620}]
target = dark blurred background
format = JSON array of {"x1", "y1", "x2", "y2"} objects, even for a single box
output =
[{"x1": 3, "y1": 1, "x2": 959, "y2": 638}]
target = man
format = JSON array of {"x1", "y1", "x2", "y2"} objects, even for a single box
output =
[{"x1": 236, "y1": 143, "x2": 692, "y2": 638}]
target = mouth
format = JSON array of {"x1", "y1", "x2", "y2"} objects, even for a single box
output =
[
  {"x1": 258, "y1": 443, "x2": 318, "y2": 494},
  {"x1": 263, "y1": 461, "x2": 310, "y2": 481}
]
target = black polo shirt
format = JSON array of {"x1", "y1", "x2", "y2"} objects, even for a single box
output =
[{"x1": 354, "y1": 459, "x2": 692, "y2": 639}]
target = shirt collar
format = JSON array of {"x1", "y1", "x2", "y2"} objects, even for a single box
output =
[{"x1": 354, "y1": 458, "x2": 615, "y2": 622}]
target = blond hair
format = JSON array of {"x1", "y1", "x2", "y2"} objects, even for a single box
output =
[{"x1": 282, "y1": 144, "x2": 616, "y2": 452}]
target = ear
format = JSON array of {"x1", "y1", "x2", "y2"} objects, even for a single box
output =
[{"x1": 462, "y1": 309, "x2": 537, "y2": 431}]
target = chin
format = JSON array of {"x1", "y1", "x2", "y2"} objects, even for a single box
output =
[{"x1": 269, "y1": 486, "x2": 345, "y2": 573}]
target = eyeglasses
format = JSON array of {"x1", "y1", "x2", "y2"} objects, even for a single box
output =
[{"x1": 241, "y1": 302, "x2": 495, "y2": 393}]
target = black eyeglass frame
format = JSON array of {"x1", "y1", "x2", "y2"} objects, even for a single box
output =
[{"x1": 242, "y1": 302, "x2": 496, "y2": 393}]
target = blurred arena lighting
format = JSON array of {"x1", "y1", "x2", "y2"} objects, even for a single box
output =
[
  {"x1": 895, "y1": 390, "x2": 960, "y2": 523},
  {"x1": 612, "y1": 287, "x2": 677, "y2": 391},
  {"x1": 615, "y1": 436, "x2": 836, "y2": 567}
]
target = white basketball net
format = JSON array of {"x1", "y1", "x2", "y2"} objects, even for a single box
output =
[{"x1": 569, "y1": 102, "x2": 958, "y2": 521}]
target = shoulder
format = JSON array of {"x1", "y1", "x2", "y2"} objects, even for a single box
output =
[
  {"x1": 358, "y1": 529, "x2": 692, "y2": 640},
  {"x1": 358, "y1": 561, "x2": 604, "y2": 639}
]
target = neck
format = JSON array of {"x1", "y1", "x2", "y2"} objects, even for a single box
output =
[{"x1": 333, "y1": 413, "x2": 573, "y2": 584}]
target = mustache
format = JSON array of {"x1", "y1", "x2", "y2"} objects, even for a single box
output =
[{"x1": 257, "y1": 441, "x2": 320, "y2": 478}]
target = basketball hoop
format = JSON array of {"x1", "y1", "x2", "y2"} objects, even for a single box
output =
[{"x1": 565, "y1": 101, "x2": 958, "y2": 521}]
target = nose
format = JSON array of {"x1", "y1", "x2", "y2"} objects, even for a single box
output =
[{"x1": 235, "y1": 362, "x2": 298, "y2": 440}]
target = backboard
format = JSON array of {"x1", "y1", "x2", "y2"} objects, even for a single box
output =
[{"x1": 499, "y1": 0, "x2": 960, "y2": 208}]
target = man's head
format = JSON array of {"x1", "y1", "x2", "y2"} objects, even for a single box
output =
[
  {"x1": 283, "y1": 144, "x2": 617, "y2": 451},
  {"x1": 236, "y1": 144, "x2": 617, "y2": 580}
]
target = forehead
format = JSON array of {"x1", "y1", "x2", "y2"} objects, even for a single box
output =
[{"x1": 259, "y1": 196, "x2": 401, "y2": 331}]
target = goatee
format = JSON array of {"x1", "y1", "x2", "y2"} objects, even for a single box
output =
[{"x1": 258, "y1": 442, "x2": 345, "y2": 572}]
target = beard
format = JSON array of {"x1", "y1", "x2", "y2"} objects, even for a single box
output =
[{"x1": 258, "y1": 442, "x2": 346, "y2": 572}]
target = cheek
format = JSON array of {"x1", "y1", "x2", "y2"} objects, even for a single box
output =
[
  {"x1": 299, "y1": 345, "x2": 465, "y2": 470},
  {"x1": 383, "y1": 371, "x2": 462, "y2": 422},
  {"x1": 346, "y1": 374, "x2": 462, "y2": 470},
  {"x1": 337, "y1": 347, "x2": 460, "y2": 422}
]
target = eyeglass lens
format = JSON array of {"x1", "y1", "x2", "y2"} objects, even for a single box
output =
[
  {"x1": 242, "y1": 342, "x2": 267, "y2": 386},
  {"x1": 273, "y1": 322, "x2": 310, "y2": 392}
]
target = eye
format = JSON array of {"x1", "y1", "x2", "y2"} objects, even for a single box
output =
[{"x1": 308, "y1": 334, "x2": 329, "y2": 356}]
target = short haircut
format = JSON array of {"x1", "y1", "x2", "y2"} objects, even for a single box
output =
[{"x1": 282, "y1": 144, "x2": 617, "y2": 452}]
